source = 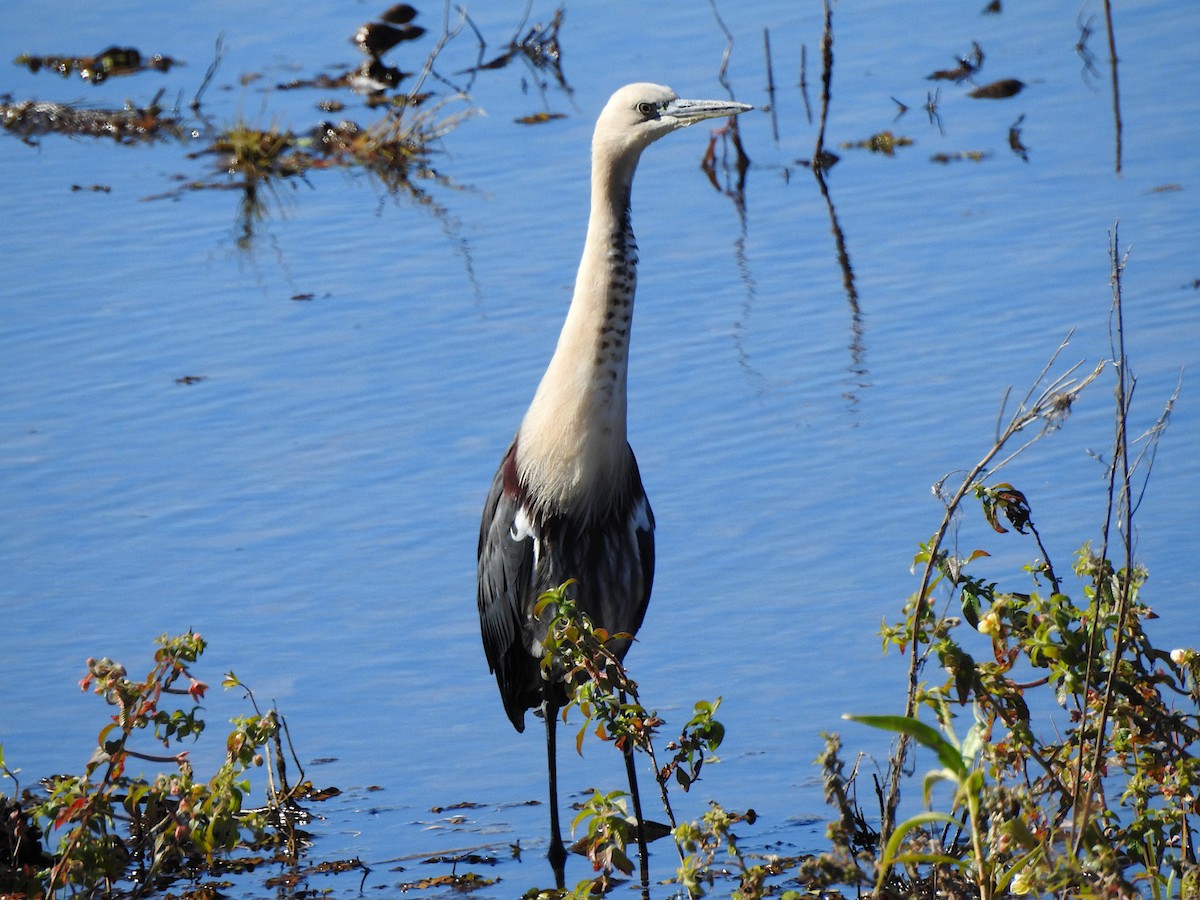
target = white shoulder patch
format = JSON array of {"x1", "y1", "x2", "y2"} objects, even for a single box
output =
[
  {"x1": 630, "y1": 495, "x2": 652, "y2": 532},
  {"x1": 509, "y1": 504, "x2": 541, "y2": 568},
  {"x1": 509, "y1": 505, "x2": 535, "y2": 542}
]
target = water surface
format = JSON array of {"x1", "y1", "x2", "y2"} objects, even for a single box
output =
[{"x1": 2, "y1": 0, "x2": 1198, "y2": 895}]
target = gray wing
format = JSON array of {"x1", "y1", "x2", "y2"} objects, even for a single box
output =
[{"x1": 476, "y1": 442, "x2": 538, "y2": 731}]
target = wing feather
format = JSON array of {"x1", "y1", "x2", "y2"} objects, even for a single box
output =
[{"x1": 476, "y1": 442, "x2": 538, "y2": 731}]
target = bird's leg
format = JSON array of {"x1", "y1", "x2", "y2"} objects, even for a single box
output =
[
  {"x1": 543, "y1": 699, "x2": 567, "y2": 888},
  {"x1": 624, "y1": 732, "x2": 651, "y2": 895}
]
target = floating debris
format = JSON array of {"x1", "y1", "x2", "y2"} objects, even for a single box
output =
[
  {"x1": 14, "y1": 46, "x2": 178, "y2": 84},
  {"x1": 515, "y1": 111, "x2": 566, "y2": 125},
  {"x1": 1, "y1": 94, "x2": 181, "y2": 143},
  {"x1": 968, "y1": 78, "x2": 1024, "y2": 99},
  {"x1": 928, "y1": 41, "x2": 984, "y2": 82},
  {"x1": 175, "y1": 375, "x2": 207, "y2": 385},
  {"x1": 404, "y1": 872, "x2": 498, "y2": 891},
  {"x1": 70, "y1": 183, "x2": 112, "y2": 192},
  {"x1": 840, "y1": 130, "x2": 913, "y2": 155},
  {"x1": 210, "y1": 123, "x2": 308, "y2": 180},
  {"x1": 430, "y1": 801, "x2": 486, "y2": 813},
  {"x1": 931, "y1": 150, "x2": 990, "y2": 164}
]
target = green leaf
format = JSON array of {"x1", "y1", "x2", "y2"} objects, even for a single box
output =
[
  {"x1": 878, "y1": 810, "x2": 965, "y2": 888},
  {"x1": 961, "y1": 587, "x2": 981, "y2": 629},
  {"x1": 922, "y1": 768, "x2": 960, "y2": 806},
  {"x1": 844, "y1": 714, "x2": 968, "y2": 778}
]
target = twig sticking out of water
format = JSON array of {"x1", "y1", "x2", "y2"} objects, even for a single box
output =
[
  {"x1": 191, "y1": 33, "x2": 224, "y2": 111},
  {"x1": 762, "y1": 27, "x2": 779, "y2": 143},
  {"x1": 812, "y1": 0, "x2": 835, "y2": 170},
  {"x1": 877, "y1": 332, "x2": 1105, "y2": 855},
  {"x1": 707, "y1": 0, "x2": 735, "y2": 98},
  {"x1": 1068, "y1": 223, "x2": 1179, "y2": 852}
]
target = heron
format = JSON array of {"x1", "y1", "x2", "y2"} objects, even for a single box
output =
[{"x1": 477, "y1": 83, "x2": 752, "y2": 883}]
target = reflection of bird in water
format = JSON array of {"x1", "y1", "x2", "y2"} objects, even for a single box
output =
[{"x1": 476, "y1": 83, "x2": 752, "y2": 882}]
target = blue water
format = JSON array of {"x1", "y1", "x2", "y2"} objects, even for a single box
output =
[{"x1": 2, "y1": 0, "x2": 1198, "y2": 896}]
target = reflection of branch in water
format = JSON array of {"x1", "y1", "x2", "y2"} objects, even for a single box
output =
[
  {"x1": 813, "y1": 165, "x2": 867, "y2": 410},
  {"x1": 708, "y1": 0, "x2": 735, "y2": 97},
  {"x1": 703, "y1": 0, "x2": 751, "y2": 220},
  {"x1": 1101, "y1": 0, "x2": 1123, "y2": 173},
  {"x1": 453, "y1": 2, "x2": 571, "y2": 107},
  {"x1": 926, "y1": 88, "x2": 944, "y2": 136},
  {"x1": 799, "y1": 44, "x2": 813, "y2": 125},
  {"x1": 1075, "y1": 11, "x2": 1100, "y2": 85},
  {"x1": 811, "y1": 0, "x2": 866, "y2": 410},
  {"x1": 705, "y1": 0, "x2": 762, "y2": 390},
  {"x1": 700, "y1": 123, "x2": 750, "y2": 221},
  {"x1": 731, "y1": 230, "x2": 768, "y2": 393}
]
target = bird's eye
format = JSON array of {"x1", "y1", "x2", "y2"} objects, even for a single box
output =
[{"x1": 636, "y1": 101, "x2": 656, "y2": 117}]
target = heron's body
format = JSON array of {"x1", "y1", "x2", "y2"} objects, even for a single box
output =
[{"x1": 475, "y1": 82, "x2": 751, "y2": 882}]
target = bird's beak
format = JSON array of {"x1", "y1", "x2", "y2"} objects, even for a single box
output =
[{"x1": 663, "y1": 97, "x2": 754, "y2": 125}]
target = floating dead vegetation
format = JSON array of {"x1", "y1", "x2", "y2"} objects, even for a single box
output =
[
  {"x1": 3, "y1": 2, "x2": 575, "y2": 254},
  {"x1": 840, "y1": 130, "x2": 914, "y2": 155},
  {"x1": 401, "y1": 871, "x2": 498, "y2": 891},
  {"x1": 0, "y1": 92, "x2": 183, "y2": 143},
  {"x1": 149, "y1": 94, "x2": 472, "y2": 246},
  {"x1": 14, "y1": 46, "x2": 179, "y2": 84}
]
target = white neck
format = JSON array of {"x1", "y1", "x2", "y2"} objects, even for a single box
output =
[{"x1": 516, "y1": 145, "x2": 643, "y2": 513}]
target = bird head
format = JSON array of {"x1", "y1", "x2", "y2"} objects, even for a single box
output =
[{"x1": 593, "y1": 82, "x2": 753, "y2": 162}]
